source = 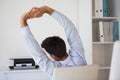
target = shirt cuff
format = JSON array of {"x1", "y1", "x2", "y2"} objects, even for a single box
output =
[
  {"x1": 51, "y1": 10, "x2": 58, "y2": 18},
  {"x1": 20, "y1": 26, "x2": 31, "y2": 33}
]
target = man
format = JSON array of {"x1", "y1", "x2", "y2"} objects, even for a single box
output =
[{"x1": 20, "y1": 6, "x2": 87, "y2": 76}]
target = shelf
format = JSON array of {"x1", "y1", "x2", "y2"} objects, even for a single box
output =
[
  {"x1": 92, "y1": 17, "x2": 118, "y2": 21},
  {"x1": 92, "y1": 42, "x2": 114, "y2": 44},
  {"x1": 92, "y1": 0, "x2": 118, "y2": 80}
]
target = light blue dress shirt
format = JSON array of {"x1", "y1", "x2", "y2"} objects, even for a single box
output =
[{"x1": 21, "y1": 10, "x2": 87, "y2": 76}]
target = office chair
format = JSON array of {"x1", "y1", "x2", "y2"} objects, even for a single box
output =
[
  {"x1": 109, "y1": 41, "x2": 120, "y2": 80},
  {"x1": 52, "y1": 64, "x2": 99, "y2": 80}
]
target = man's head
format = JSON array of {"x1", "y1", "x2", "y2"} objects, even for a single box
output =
[{"x1": 41, "y1": 36, "x2": 67, "y2": 61}]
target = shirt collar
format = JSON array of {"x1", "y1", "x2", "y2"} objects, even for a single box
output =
[{"x1": 60, "y1": 55, "x2": 71, "y2": 64}]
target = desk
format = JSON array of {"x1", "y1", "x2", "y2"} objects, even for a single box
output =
[{"x1": 0, "y1": 69, "x2": 50, "y2": 80}]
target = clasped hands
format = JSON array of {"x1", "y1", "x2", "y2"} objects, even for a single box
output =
[
  {"x1": 22, "y1": 6, "x2": 47, "y2": 20},
  {"x1": 21, "y1": 6, "x2": 54, "y2": 27}
]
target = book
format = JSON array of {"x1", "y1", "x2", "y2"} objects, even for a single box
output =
[
  {"x1": 113, "y1": 21, "x2": 119, "y2": 41},
  {"x1": 109, "y1": 21, "x2": 114, "y2": 42},
  {"x1": 103, "y1": 22, "x2": 114, "y2": 42},
  {"x1": 99, "y1": 21, "x2": 104, "y2": 42},
  {"x1": 94, "y1": 0, "x2": 99, "y2": 17},
  {"x1": 103, "y1": 22, "x2": 110, "y2": 42},
  {"x1": 103, "y1": 0, "x2": 107, "y2": 17},
  {"x1": 98, "y1": 0, "x2": 103, "y2": 17},
  {"x1": 94, "y1": 0, "x2": 107, "y2": 17}
]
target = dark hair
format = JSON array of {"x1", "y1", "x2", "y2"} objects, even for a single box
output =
[{"x1": 41, "y1": 36, "x2": 67, "y2": 59}]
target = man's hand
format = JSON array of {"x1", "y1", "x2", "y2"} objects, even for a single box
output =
[
  {"x1": 20, "y1": 6, "x2": 54, "y2": 28},
  {"x1": 30, "y1": 6, "x2": 54, "y2": 18},
  {"x1": 20, "y1": 8, "x2": 33, "y2": 27}
]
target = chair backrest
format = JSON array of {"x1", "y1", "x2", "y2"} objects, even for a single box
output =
[
  {"x1": 109, "y1": 41, "x2": 120, "y2": 80},
  {"x1": 52, "y1": 65, "x2": 99, "y2": 80}
]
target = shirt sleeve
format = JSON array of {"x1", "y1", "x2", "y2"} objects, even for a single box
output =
[
  {"x1": 21, "y1": 26, "x2": 57, "y2": 75},
  {"x1": 51, "y1": 11, "x2": 87, "y2": 65}
]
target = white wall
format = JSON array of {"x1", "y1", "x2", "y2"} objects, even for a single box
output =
[
  {"x1": 0, "y1": 0, "x2": 92, "y2": 69},
  {"x1": 79, "y1": 0, "x2": 92, "y2": 64}
]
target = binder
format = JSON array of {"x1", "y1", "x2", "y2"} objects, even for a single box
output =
[
  {"x1": 98, "y1": 0, "x2": 103, "y2": 17},
  {"x1": 103, "y1": 22, "x2": 110, "y2": 42},
  {"x1": 103, "y1": 22, "x2": 114, "y2": 42},
  {"x1": 94, "y1": 0, "x2": 107, "y2": 17},
  {"x1": 109, "y1": 22, "x2": 114, "y2": 42},
  {"x1": 94, "y1": 0, "x2": 99, "y2": 17},
  {"x1": 113, "y1": 21, "x2": 119, "y2": 41},
  {"x1": 103, "y1": 0, "x2": 107, "y2": 17},
  {"x1": 99, "y1": 21, "x2": 104, "y2": 42}
]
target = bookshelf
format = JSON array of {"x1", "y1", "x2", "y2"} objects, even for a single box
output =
[
  {"x1": 92, "y1": 0, "x2": 119, "y2": 80},
  {"x1": 92, "y1": 17, "x2": 117, "y2": 21}
]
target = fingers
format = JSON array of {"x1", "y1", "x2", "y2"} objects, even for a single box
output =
[
  {"x1": 33, "y1": 9, "x2": 44, "y2": 18},
  {"x1": 24, "y1": 7, "x2": 45, "y2": 19},
  {"x1": 30, "y1": 7, "x2": 43, "y2": 18},
  {"x1": 29, "y1": 7, "x2": 46, "y2": 19},
  {"x1": 28, "y1": 7, "x2": 39, "y2": 18},
  {"x1": 21, "y1": 7, "x2": 40, "y2": 20}
]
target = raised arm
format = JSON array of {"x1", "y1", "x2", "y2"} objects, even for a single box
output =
[
  {"x1": 31, "y1": 6, "x2": 86, "y2": 65},
  {"x1": 51, "y1": 9, "x2": 87, "y2": 65},
  {"x1": 20, "y1": 7, "x2": 57, "y2": 75}
]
